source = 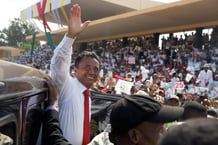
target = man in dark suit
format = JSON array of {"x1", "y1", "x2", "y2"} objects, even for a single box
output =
[
  {"x1": 43, "y1": 79, "x2": 71, "y2": 145},
  {"x1": 44, "y1": 78, "x2": 184, "y2": 145}
]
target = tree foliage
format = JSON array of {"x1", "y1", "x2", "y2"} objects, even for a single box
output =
[{"x1": 0, "y1": 18, "x2": 39, "y2": 50}]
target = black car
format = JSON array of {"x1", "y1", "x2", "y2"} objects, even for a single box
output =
[{"x1": 0, "y1": 60, "x2": 121, "y2": 145}]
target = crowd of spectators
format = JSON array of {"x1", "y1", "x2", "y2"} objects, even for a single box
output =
[
  {"x1": 8, "y1": 44, "x2": 53, "y2": 73},
  {"x1": 8, "y1": 27, "x2": 218, "y2": 118}
]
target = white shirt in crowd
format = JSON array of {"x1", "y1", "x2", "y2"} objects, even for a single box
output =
[
  {"x1": 51, "y1": 35, "x2": 91, "y2": 145},
  {"x1": 211, "y1": 62, "x2": 216, "y2": 73},
  {"x1": 198, "y1": 69, "x2": 213, "y2": 87}
]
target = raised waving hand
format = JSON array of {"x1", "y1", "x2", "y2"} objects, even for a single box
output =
[{"x1": 67, "y1": 4, "x2": 91, "y2": 38}]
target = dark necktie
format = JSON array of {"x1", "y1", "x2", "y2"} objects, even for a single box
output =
[{"x1": 82, "y1": 89, "x2": 90, "y2": 145}]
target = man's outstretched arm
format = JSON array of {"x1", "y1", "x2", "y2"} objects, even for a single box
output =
[{"x1": 51, "y1": 4, "x2": 91, "y2": 89}]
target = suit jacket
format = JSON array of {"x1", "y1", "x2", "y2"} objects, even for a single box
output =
[
  {"x1": 43, "y1": 110, "x2": 71, "y2": 145},
  {"x1": 25, "y1": 108, "x2": 43, "y2": 145}
]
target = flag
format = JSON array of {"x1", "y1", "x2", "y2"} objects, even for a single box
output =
[
  {"x1": 46, "y1": 32, "x2": 55, "y2": 52},
  {"x1": 31, "y1": 33, "x2": 36, "y2": 62}
]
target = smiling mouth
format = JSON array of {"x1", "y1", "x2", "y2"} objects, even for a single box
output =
[{"x1": 87, "y1": 76, "x2": 95, "y2": 80}]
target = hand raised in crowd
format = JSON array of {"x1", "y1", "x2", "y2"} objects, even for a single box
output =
[
  {"x1": 67, "y1": 4, "x2": 91, "y2": 38},
  {"x1": 45, "y1": 78, "x2": 59, "y2": 107}
]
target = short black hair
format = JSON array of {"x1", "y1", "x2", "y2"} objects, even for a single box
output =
[
  {"x1": 181, "y1": 101, "x2": 207, "y2": 120},
  {"x1": 74, "y1": 51, "x2": 100, "y2": 68},
  {"x1": 182, "y1": 101, "x2": 207, "y2": 113},
  {"x1": 159, "y1": 118, "x2": 218, "y2": 145}
]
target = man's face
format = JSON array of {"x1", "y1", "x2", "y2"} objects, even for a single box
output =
[
  {"x1": 74, "y1": 56, "x2": 100, "y2": 88},
  {"x1": 167, "y1": 99, "x2": 179, "y2": 106},
  {"x1": 204, "y1": 67, "x2": 208, "y2": 71},
  {"x1": 213, "y1": 101, "x2": 218, "y2": 108}
]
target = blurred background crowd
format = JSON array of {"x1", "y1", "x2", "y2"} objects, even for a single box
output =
[{"x1": 7, "y1": 27, "x2": 218, "y2": 118}]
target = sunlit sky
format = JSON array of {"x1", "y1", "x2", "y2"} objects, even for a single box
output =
[{"x1": 0, "y1": 0, "x2": 39, "y2": 30}]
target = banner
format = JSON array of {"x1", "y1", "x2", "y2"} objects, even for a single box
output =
[
  {"x1": 185, "y1": 73, "x2": 193, "y2": 82},
  {"x1": 51, "y1": 0, "x2": 63, "y2": 28},
  {"x1": 60, "y1": 4, "x2": 69, "y2": 24},
  {"x1": 128, "y1": 56, "x2": 135, "y2": 64},
  {"x1": 208, "y1": 81, "x2": 218, "y2": 98},
  {"x1": 21, "y1": 6, "x2": 32, "y2": 23},
  {"x1": 105, "y1": 72, "x2": 129, "y2": 81},
  {"x1": 115, "y1": 79, "x2": 133, "y2": 95},
  {"x1": 52, "y1": 9, "x2": 63, "y2": 28},
  {"x1": 45, "y1": 0, "x2": 51, "y2": 13},
  {"x1": 20, "y1": 10, "x2": 26, "y2": 21},
  {"x1": 31, "y1": 33, "x2": 36, "y2": 62},
  {"x1": 60, "y1": 0, "x2": 71, "y2": 7},
  {"x1": 161, "y1": 82, "x2": 184, "y2": 98},
  {"x1": 162, "y1": 83, "x2": 175, "y2": 98},
  {"x1": 45, "y1": 32, "x2": 55, "y2": 52},
  {"x1": 37, "y1": 0, "x2": 51, "y2": 31},
  {"x1": 194, "y1": 62, "x2": 201, "y2": 71},
  {"x1": 174, "y1": 82, "x2": 184, "y2": 89},
  {"x1": 186, "y1": 84, "x2": 208, "y2": 95},
  {"x1": 113, "y1": 72, "x2": 129, "y2": 81},
  {"x1": 32, "y1": 4, "x2": 39, "y2": 17},
  {"x1": 187, "y1": 61, "x2": 201, "y2": 71}
]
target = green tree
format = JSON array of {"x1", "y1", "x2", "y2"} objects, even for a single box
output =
[{"x1": 0, "y1": 18, "x2": 39, "y2": 50}]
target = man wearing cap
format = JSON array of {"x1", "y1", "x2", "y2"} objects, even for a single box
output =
[
  {"x1": 43, "y1": 79, "x2": 183, "y2": 145},
  {"x1": 198, "y1": 64, "x2": 213, "y2": 87},
  {"x1": 109, "y1": 94, "x2": 183, "y2": 145},
  {"x1": 165, "y1": 95, "x2": 180, "y2": 106}
]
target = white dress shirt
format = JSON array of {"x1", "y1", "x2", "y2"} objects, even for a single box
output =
[
  {"x1": 51, "y1": 35, "x2": 91, "y2": 145},
  {"x1": 198, "y1": 69, "x2": 213, "y2": 87}
]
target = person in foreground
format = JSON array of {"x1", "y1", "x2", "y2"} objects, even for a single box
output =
[
  {"x1": 159, "y1": 118, "x2": 218, "y2": 145},
  {"x1": 109, "y1": 94, "x2": 184, "y2": 145},
  {"x1": 50, "y1": 4, "x2": 99, "y2": 145},
  {"x1": 43, "y1": 78, "x2": 70, "y2": 145},
  {"x1": 43, "y1": 79, "x2": 184, "y2": 145}
]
